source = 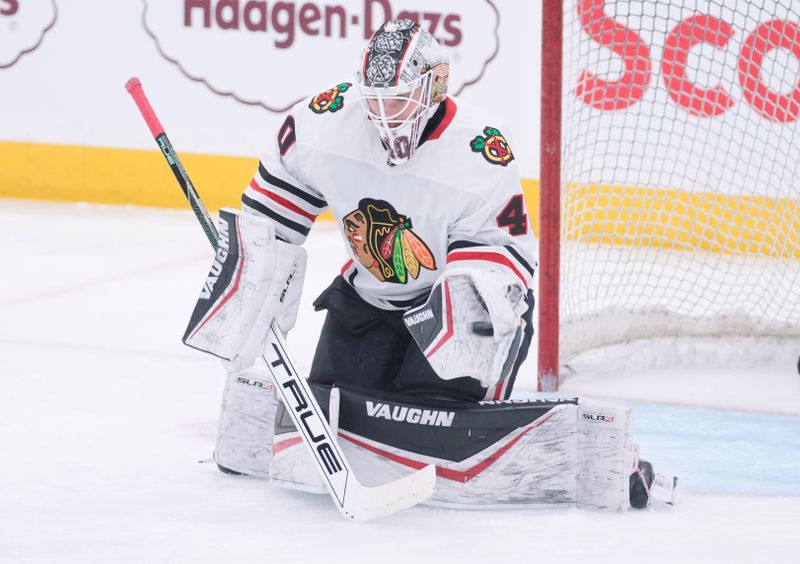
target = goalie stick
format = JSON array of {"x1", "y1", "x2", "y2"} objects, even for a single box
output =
[{"x1": 124, "y1": 77, "x2": 436, "y2": 521}]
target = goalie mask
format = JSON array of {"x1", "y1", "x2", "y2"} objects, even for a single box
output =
[{"x1": 356, "y1": 19, "x2": 450, "y2": 166}]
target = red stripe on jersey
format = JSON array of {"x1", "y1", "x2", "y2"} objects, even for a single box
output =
[
  {"x1": 249, "y1": 179, "x2": 317, "y2": 222},
  {"x1": 446, "y1": 251, "x2": 528, "y2": 287},
  {"x1": 426, "y1": 98, "x2": 458, "y2": 141},
  {"x1": 339, "y1": 411, "x2": 556, "y2": 483},
  {"x1": 341, "y1": 259, "x2": 354, "y2": 276}
]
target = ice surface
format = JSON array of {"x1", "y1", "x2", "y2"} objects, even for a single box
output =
[{"x1": 2, "y1": 201, "x2": 798, "y2": 563}]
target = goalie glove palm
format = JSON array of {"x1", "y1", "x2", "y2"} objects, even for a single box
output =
[{"x1": 403, "y1": 266, "x2": 527, "y2": 389}]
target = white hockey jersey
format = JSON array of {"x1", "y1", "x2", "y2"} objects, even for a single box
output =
[{"x1": 242, "y1": 82, "x2": 537, "y2": 311}]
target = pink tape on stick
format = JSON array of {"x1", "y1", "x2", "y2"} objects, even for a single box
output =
[{"x1": 125, "y1": 77, "x2": 165, "y2": 138}]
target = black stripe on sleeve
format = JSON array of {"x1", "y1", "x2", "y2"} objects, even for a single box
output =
[
  {"x1": 258, "y1": 163, "x2": 327, "y2": 209},
  {"x1": 448, "y1": 240, "x2": 535, "y2": 278},
  {"x1": 505, "y1": 245, "x2": 536, "y2": 277},
  {"x1": 447, "y1": 240, "x2": 483, "y2": 253},
  {"x1": 242, "y1": 194, "x2": 311, "y2": 237}
]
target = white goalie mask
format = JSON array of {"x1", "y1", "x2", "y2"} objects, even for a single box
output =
[{"x1": 356, "y1": 19, "x2": 450, "y2": 166}]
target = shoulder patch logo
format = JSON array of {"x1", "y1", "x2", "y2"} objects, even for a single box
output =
[
  {"x1": 470, "y1": 127, "x2": 514, "y2": 166},
  {"x1": 343, "y1": 198, "x2": 436, "y2": 284},
  {"x1": 309, "y1": 82, "x2": 352, "y2": 114}
]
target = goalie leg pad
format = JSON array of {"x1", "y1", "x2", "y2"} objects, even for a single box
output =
[
  {"x1": 331, "y1": 385, "x2": 579, "y2": 507},
  {"x1": 268, "y1": 399, "x2": 328, "y2": 494},
  {"x1": 265, "y1": 385, "x2": 677, "y2": 510},
  {"x1": 576, "y1": 402, "x2": 634, "y2": 510},
  {"x1": 214, "y1": 367, "x2": 279, "y2": 478}
]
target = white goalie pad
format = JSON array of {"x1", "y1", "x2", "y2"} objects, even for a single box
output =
[
  {"x1": 183, "y1": 208, "x2": 307, "y2": 369},
  {"x1": 268, "y1": 386, "x2": 642, "y2": 511},
  {"x1": 576, "y1": 403, "x2": 635, "y2": 510},
  {"x1": 214, "y1": 367, "x2": 279, "y2": 478},
  {"x1": 347, "y1": 401, "x2": 633, "y2": 510},
  {"x1": 403, "y1": 266, "x2": 528, "y2": 389},
  {"x1": 270, "y1": 424, "x2": 328, "y2": 494}
]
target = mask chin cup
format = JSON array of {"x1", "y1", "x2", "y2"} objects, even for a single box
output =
[
  {"x1": 379, "y1": 123, "x2": 418, "y2": 166},
  {"x1": 359, "y1": 75, "x2": 436, "y2": 166}
]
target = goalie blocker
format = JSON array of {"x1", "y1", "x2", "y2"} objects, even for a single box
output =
[{"x1": 182, "y1": 208, "x2": 306, "y2": 370}]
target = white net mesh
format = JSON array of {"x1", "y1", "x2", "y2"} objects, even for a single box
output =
[{"x1": 560, "y1": 0, "x2": 800, "y2": 362}]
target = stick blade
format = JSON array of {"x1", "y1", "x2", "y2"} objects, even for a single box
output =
[{"x1": 343, "y1": 464, "x2": 436, "y2": 522}]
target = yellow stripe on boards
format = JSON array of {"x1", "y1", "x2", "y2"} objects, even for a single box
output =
[
  {"x1": 1, "y1": 142, "x2": 796, "y2": 259},
  {"x1": 563, "y1": 183, "x2": 800, "y2": 260},
  {"x1": 0, "y1": 141, "x2": 258, "y2": 210}
]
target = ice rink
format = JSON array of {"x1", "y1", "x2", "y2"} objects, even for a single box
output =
[{"x1": 2, "y1": 200, "x2": 799, "y2": 563}]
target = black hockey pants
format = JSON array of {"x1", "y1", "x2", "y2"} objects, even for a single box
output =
[{"x1": 308, "y1": 276, "x2": 534, "y2": 402}]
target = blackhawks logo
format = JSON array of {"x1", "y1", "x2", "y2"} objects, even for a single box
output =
[
  {"x1": 470, "y1": 127, "x2": 514, "y2": 166},
  {"x1": 309, "y1": 83, "x2": 351, "y2": 114},
  {"x1": 343, "y1": 199, "x2": 436, "y2": 284}
]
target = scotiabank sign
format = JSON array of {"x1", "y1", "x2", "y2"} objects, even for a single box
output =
[
  {"x1": 0, "y1": 0, "x2": 57, "y2": 69},
  {"x1": 574, "y1": 0, "x2": 800, "y2": 123},
  {"x1": 143, "y1": 0, "x2": 500, "y2": 112}
]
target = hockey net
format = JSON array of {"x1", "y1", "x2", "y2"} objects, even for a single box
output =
[{"x1": 539, "y1": 0, "x2": 800, "y2": 388}]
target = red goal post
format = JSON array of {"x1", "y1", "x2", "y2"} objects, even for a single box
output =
[{"x1": 538, "y1": 0, "x2": 800, "y2": 391}]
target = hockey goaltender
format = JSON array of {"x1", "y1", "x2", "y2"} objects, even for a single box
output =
[{"x1": 182, "y1": 19, "x2": 677, "y2": 514}]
